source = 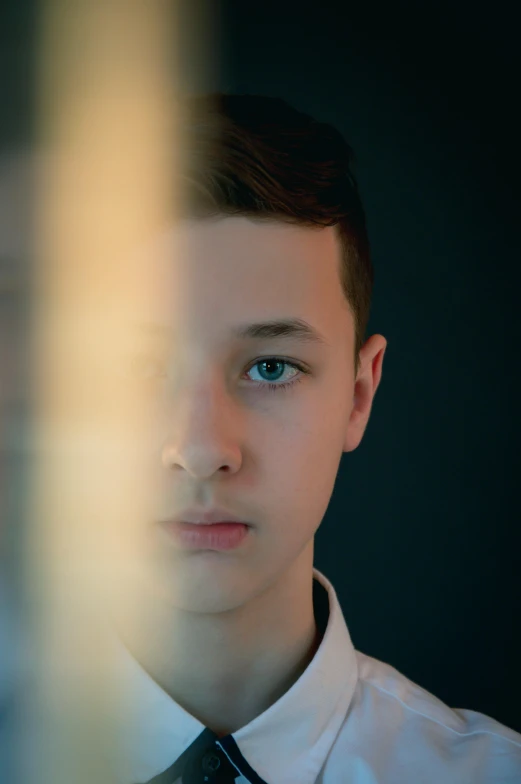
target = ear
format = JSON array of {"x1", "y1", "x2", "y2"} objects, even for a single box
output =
[{"x1": 343, "y1": 334, "x2": 387, "y2": 453}]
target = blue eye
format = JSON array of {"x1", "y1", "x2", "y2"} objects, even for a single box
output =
[{"x1": 245, "y1": 358, "x2": 309, "y2": 393}]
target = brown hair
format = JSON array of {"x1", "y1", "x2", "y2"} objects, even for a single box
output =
[{"x1": 178, "y1": 93, "x2": 374, "y2": 378}]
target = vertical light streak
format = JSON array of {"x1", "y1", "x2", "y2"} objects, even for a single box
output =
[{"x1": 25, "y1": 3, "x2": 182, "y2": 782}]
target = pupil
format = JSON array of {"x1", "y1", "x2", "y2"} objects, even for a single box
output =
[{"x1": 261, "y1": 360, "x2": 283, "y2": 380}]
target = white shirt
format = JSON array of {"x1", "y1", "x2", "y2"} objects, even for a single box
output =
[{"x1": 112, "y1": 567, "x2": 521, "y2": 783}]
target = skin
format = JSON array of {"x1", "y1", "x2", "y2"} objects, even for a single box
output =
[{"x1": 113, "y1": 216, "x2": 387, "y2": 737}]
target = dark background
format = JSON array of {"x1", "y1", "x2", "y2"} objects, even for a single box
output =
[
  {"x1": 188, "y1": 0, "x2": 521, "y2": 734},
  {"x1": 2, "y1": 0, "x2": 520, "y2": 735}
]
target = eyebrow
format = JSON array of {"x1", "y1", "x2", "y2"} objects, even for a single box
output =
[{"x1": 135, "y1": 318, "x2": 330, "y2": 346}]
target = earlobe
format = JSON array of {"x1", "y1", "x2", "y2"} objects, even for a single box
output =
[{"x1": 342, "y1": 402, "x2": 367, "y2": 453}]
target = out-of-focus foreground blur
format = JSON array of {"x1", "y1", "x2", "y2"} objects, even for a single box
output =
[{"x1": 0, "y1": 3, "x2": 213, "y2": 782}]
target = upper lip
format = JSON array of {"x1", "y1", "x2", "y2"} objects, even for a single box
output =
[{"x1": 161, "y1": 507, "x2": 249, "y2": 526}]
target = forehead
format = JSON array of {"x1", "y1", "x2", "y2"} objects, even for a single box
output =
[
  {"x1": 137, "y1": 217, "x2": 350, "y2": 343},
  {"x1": 173, "y1": 215, "x2": 339, "y2": 255}
]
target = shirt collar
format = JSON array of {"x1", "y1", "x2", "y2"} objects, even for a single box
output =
[{"x1": 113, "y1": 567, "x2": 358, "y2": 784}]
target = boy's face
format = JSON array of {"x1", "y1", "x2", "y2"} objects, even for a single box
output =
[{"x1": 126, "y1": 217, "x2": 379, "y2": 613}]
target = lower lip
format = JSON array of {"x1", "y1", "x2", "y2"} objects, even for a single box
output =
[{"x1": 160, "y1": 521, "x2": 249, "y2": 550}]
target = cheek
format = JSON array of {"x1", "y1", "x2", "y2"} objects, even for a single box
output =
[{"x1": 267, "y1": 425, "x2": 343, "y2": 527}]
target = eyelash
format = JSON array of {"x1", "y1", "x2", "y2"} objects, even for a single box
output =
[
  {"x1": 245, "y1": 358, "x2": 310, "y2": 393},
  {"x1": 128, "y1": 355, "x2": 310, "y2": 393}
]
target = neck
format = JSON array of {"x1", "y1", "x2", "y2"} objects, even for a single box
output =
[{"x1": 113, "y1": 545, "x2": 320, "y2": 736}]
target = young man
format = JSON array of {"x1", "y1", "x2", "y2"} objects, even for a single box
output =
[{"x1": 110, "y1": 94, "x2": 521, "y2": 783}]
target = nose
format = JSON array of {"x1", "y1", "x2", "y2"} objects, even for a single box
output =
[{"x1": 160, "y1": 383, "x2": 243, "y2": 479}]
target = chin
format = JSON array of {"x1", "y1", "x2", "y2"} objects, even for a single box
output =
[{"x1": 140, "y1": 558, "x2": 257, "y2": 614}]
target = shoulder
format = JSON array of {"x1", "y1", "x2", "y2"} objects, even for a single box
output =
[{"x1": 322, "y1": 650, "x2": 521, "y2": 783}]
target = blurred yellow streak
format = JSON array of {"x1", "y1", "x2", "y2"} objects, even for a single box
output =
[{"x1": 26, "y1": 3, "x2": 180, "y2": 782}]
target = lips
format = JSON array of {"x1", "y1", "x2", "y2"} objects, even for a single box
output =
[
  {"x1": 158, "y1": 520, "x2": 250, "y2": 550},
  {"x1": 159, "y1": 506, "x2": 249, "y2": 526}
]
